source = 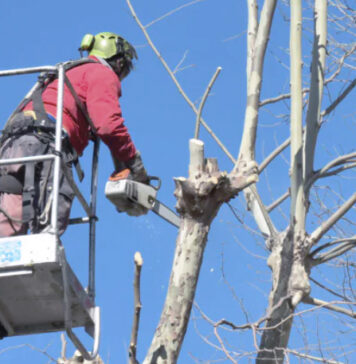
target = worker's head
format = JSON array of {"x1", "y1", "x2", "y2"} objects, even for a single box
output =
[{"x1": 79, "y1": 32, "x2": 138, "y2": 80}]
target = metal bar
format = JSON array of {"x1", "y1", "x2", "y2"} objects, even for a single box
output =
[
  {"x1": 66, "y1": 307, "x2": 100, "y2": 361},
  {"x1": 88, "y1": 139, "x2": 100, "y2": 302},
  {"x1": 68, "y1": 217, "x2": 91, "y2": 225},
  {"x1": 0, "y1": 269, "x2": 33, "y2": 278},
  {"x1": 0, "y1": 154, "x2": 55, "y2": 166},
  {"x1": 60, "y1": 246, "x2": 100, "y2": 361},
  {"x1": 0, "y1": 66, "x2": 57, "y2": 77},
  {"x1": 50, "y1": 64, "x2": 65, "y2": 234},
  {"x1": 61, "y1": 160, "x2": 92, "y2": 218}
]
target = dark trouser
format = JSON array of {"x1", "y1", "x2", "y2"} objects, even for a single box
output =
[{"x1": 0, "y1": 133, "x2": 75, "y2": 237}]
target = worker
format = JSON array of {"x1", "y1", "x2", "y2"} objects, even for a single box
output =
[{"x1": 0, "y1": 32, "x2": 148, "y2": 237}]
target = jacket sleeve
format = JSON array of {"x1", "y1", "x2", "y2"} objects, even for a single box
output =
[{"x1": 85, "y1": 65, "x2": 137, "y2": 162}]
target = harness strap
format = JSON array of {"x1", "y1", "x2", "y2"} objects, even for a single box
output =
[
  {"x1": 63, "y1": 75, "x2": 99, "y2": 142},
  {"x1": 22, "y1": 161, "x2": 36, "y2": 224}
]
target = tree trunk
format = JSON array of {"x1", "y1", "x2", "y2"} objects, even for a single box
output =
[
  {"x1": 143, "y1": 217, "x2": 213, "y2": 364},
  {"x1": 143, "y1": 139, "x2": 258, "y2": 363},
  {"x1": 256, "y1": 231, "x2": 311, "y2": 363}
]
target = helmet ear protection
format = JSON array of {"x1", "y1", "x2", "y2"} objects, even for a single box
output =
[{"x1": 79, "y1": 34, "x2": 95, "y2": 53}]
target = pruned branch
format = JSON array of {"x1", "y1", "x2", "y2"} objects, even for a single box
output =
[{"x1": 129, "y1": 252, "x2": 143, "y2": 364}]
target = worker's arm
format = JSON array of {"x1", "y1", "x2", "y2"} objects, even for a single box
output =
[
  {"x1": 86, "y1": 65, "x2": 136, "y2": 162},
  {"x1": 86, "y1": 64, "x2": 148, "y2": 182}
]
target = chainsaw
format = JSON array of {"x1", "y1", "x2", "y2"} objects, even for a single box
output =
[{"x1": 105, "y1": 169, "x2": 180, "y2": 228}]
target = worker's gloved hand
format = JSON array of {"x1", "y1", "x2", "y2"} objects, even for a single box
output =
[
  {"x1": 125, "y1": 151, "x2": 148, "y2": 184},
  {"x1": 108, "y1": 166, "x2": 149, "y2": 217}
]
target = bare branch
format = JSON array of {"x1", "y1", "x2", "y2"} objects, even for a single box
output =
[
  {"x1": 244, "y1": 184, "x2": 278, "y2": 240},
  {"x1": 310, "y1": 276, "x2": 352, "y2": 302},
  {"x1": 239, "y1": 0, "x2": 277, "y2": 160},
  {"x1": 266, "y1": 190, "x2": 290, "y2": 212},
  {"x1": 144, "y1": 0, "x2": 207, "y2": 28},
  {"x1": 303, "y1": 0, "x2": 328, "y2": 184},
  {"x1": 259, "y1": 87, "x2": 309, "y2": 107},
  {"x1": 290, "y1": 0, "x2": 305, "y2": 232},
  {"x1": 311, "y1": 240, "x2": 356, "y2": 265},
  {"x1": 310, "y1": 193, "x2": 356, "y2": 244},
  {"x1": 0, "y1": 344, "x2": 56, "y2": 362},
  {"x1": 259, "y1": 137, "x2": 291, "y2": 173},
  {"x1": 60, "y1": 334, "x2": 67, "y2": 361},
  {"x1": 247, "y1": 0, "x2": 258, "y2": 82},
  {"x1": 214, "y1": 325, "x2": 238, "y2": 364},
  {"x1": 321, "y1": 78, "x2": 356, "y2": 117},
  {"x1": 260, "y1": 44, "x2": 356, "y2": 108},
  {"x1": 194, "y1": 67, "x2": 222, "y2": 139},
  {"x1": 303, "y1": 296, "x2": 356, "y2": 319},
  {"x1": 126, "y1": 0, "x2": 235, "y2": 163},
  {"x1": 286, "y1": 349, "x2": 344, "y2": 364},
  {"x1": 309, "y1": 151, "x2": 356, "y2": 187},
  {"x1": 129, "y1": 252, "x2": 143, "y2": 364}
]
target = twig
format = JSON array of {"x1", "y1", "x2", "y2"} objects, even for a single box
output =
[
  {"x1": 321, "y1": 78, "x2": 356, "y2": 117},
  {"x1": 173, "y1": 50, "x2": 189, "y2": 74},
  {"x1": 126, "y1": 0, "x2": 235, "y2": 163},
  {"x1": 286, "y1": 349, "x2": 344, "y2": 364},
  {"x1": 303, "y1": 296, "x2": 356, "y2": 319},
  {"x1": 259, "y1": 46, "x2": 356, "y2": 108},
  {"x1": 259, "y1": 137, "x2": 291, "y2": 173},
  {"x1": 311, "y1": 241, "x2": 356, "y2": 265},
  {"x1": 144, "y1": 0, "x2": 207, "y2": 28},
  {"x1": 0, "y1": 344, "x2": 57, "y2": 362},
  {"x1": 129, "y1": 252, "x2": 143, "y2": 364},
  {"x1": 309, "y1": 152, "x2": 356, "y2": 187},
  {"x1": 60, "y1": 334, "x2": 67, "y2": 361},
  {"x1": 194, "y1": 67, "x2": 222, "y2": 139},
  {"x1": 309, "y1": 276, "x2": 352, "y2": 302},
  {"x1": 214, "y1": 325, "x2": 238, "y2": 364},
  {"x1": 309, "y1": 192, "x2": 356, "y2": 245},
  {"x1": 266, "y1": 190, "x2": 290, "y2": 212}
]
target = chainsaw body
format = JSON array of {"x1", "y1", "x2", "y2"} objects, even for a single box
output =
[
  {"x1": 105, "y1": 177, "x2": 180, "y2": 227},
  {"x1": 105, "y1": 179, "x2": 157, "y2": 216}
]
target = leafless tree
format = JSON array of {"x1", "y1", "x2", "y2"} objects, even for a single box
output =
[{"x1": 120, "y1": 0, "x2": 356, "y2": 363}]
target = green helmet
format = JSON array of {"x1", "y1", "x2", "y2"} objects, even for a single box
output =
[{"x1": 79, "y1": 32, "x2": 137, "y2": 77}]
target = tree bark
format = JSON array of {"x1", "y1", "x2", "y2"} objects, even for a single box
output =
[
  {"x1": 143, "y1": 139, "x2": 258, "y2": 363},
  {"x1": 256, "y1": 229, "x2": 311, "y2": 364}
]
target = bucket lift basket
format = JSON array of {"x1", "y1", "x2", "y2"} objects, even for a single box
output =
[{"x1": 0, "y1": 64, "x2": 101, "y2": 360}]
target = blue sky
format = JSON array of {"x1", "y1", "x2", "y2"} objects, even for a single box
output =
[{"x1": 1, "y1": 0, "x2": 355, "y2": 363}]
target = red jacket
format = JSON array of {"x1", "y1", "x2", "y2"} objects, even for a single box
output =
[{"x1": 25, "y1": 56, "x2": 136, "y2": 162}]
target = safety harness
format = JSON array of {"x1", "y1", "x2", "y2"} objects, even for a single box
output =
[{"x1": 0, "y1": 58, "x2": 100, "y2": 231}]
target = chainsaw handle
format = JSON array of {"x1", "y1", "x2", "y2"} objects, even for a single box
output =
[{"x1": 148, "y1": 176, "x2": 161, "y2": 191}]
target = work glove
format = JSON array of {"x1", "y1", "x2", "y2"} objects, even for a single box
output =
[
  {"x1": 108, "y1": 171, "x2": 148, "y2": 216},
  {"x1": 125, "y1": 151, "x2": 149, "y2": 184}
]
